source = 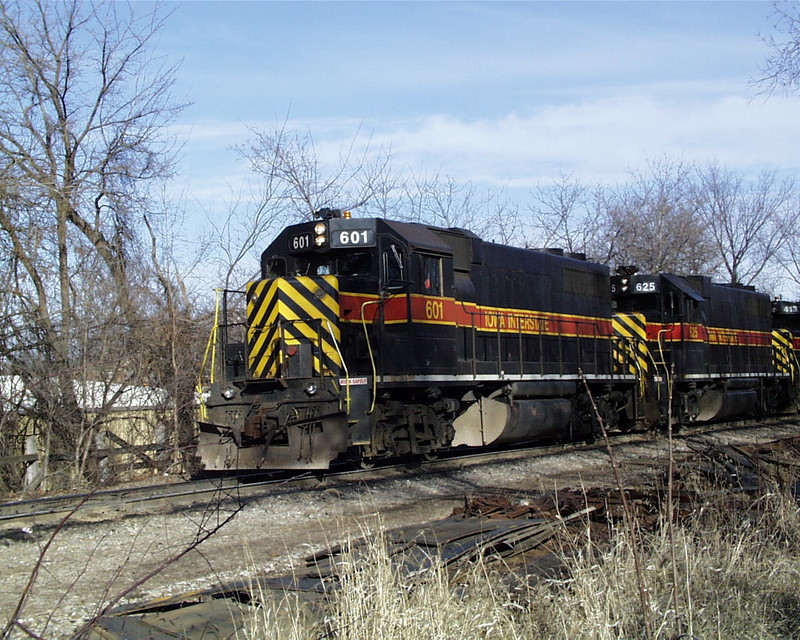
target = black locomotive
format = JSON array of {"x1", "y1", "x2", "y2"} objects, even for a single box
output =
[
  {"x1": 196, "y1": 209, "x2": 799, "y2": 471},
  {"x1": 612, "y1": 272, "x2": 795, "y2": 425}
]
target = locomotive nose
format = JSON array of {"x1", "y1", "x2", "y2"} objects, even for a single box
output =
[{"x1": 246, "y1": 275, "x2": 343, "y2": 380}]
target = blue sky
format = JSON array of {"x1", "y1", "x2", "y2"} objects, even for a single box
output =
[{"x1": 152, "y1": 1, "x2": 798, "y2": 221}]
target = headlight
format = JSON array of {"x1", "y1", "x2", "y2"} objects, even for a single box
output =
[
  {"x1": 221, "y1": 387, "x2": 236, "y2": 400},
  {"x1": 304, "y1": 382, "x2": 319, "y2": 396},
  {"x1": 313, "y1": 222, "x2": 327, "y2": 246}
]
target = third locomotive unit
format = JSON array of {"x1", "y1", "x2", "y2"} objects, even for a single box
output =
[{"x1": 197, "y1": 209, "x2": 800, "y2": 471}]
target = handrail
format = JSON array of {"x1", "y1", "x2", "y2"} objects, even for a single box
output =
[
  {"x1": 195, "y1": 288, "x2": 223, "y2": 420},
  {"x1": 460, "y1": 307, "x2": 613, "y2": 377},
  {"x1": 325, "y1": 319, "x2": 350, "y2": 414},
  {"x1": 360, "y1": 300, "x2": 380, "y2": 413}
]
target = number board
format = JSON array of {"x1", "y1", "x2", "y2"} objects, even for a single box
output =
[
  {"x1": 288, "y1": 233, "x2": 312, "y2": 253},
  {"x1": 629, "y1": 277, "x2": 659, "y2": 294},
  {"x1": 329, "y1": 228, "x2": 376, "y2": 248},
  {"x1": 611, "y1": 276, "x2": 660, "y2": 295},
  {"x1": 776, "y1": 301, "x2": 800, "y2": 315}
]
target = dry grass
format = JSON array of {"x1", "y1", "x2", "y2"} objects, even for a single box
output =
[
  {"x1": 524, "y1": 489, "x2": 800, "y2": 640},
  {"x1": 247, "y1": 491, "x2": 800, "y2": 640},
  {"x1": 325, "y1": 534, "x2": 521, "y2": 639}
]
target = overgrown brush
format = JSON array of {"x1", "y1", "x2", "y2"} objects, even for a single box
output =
[
  {"x1": 521, "y1": 490, "x2": 800, "y2": 639},
  {"x1": 323, "y1": 532, "x2": 521, "y2": 639},
  {"x1": 246, "y1": 491, "x2": 800, "y2": 640}
]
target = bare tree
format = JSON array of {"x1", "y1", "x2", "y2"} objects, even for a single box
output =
[
  {"x1": 400, "y1": 170, "x2": 522, "y2": 243},
  {"x1": 214, "y1": 122, "x2": 403, "y2": 288},
  {"x1": 776, "y1": 208, "x2": 800, "y2": 296},
  {"x1": 694, "y1": 163, "x2": 796, "y2": 286},
  {"x1": 757, "y1": 2, "x2": 800, "y2": 95},
  {"x1": 201, "y1": 176, "x2": 286, "y2": 290},
  {"x1": 527, "y1": 172, "x2": 595, "y2": 253},
  {"x1": 590, "y1": 158, "x2": 718, "y2": 274},
  {"x1": 142, "y1": 211, "x2": 207, "y2": 474},
  {"x1": 235, "y1": 122, "x2": 528, "y2": 275},
  {"x1": 238, "y1": 122, "x2": 400, "y2": 222},
  {"x1": 750, "y1": 1, "x2": 800, "y2": 296},
  {"x1": 0, "y1": 0, "x2": 185, "y2": 489},
  {"x1": 481, "y1": 194, "x2": 523, "y2": 245}
]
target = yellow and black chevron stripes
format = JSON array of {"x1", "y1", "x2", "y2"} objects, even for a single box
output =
[
  {"x1": 246, "y1": 276, "x2": 342, "y2": 379},
  {"x1": 772, "y1": 329, "x2": 796, "y2": 377},
  {"x1": 613, "y1": 313, "x2": 650, "y2": 377}
]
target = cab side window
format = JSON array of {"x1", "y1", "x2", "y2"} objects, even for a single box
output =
[
  {"x1": 382, "y1": 243, "x2": 405, "y2": 285},
  {"x1": 421, "y1": 255, "x2": 442, "y2": 296}
]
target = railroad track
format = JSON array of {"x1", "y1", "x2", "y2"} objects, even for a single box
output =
[
  {"x1": 0, "y1": 437, "x2": 640, "y2": 524},
  {"x1": 2, "y1": 415, "x2": 797, "y2": 525},
  {"x1": 0, "y1": 476, "x2": 249, "y2": 523}
]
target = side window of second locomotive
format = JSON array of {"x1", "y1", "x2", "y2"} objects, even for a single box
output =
[{"x1": 421, "y1": 255, "x2": 442, "y2": 296}]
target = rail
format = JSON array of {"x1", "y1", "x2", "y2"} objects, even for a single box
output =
[{"x1": 3, "y1": 414, "x2": 795, "y2": 525}]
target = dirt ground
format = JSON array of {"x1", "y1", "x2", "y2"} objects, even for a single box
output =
[{"x1": 1, "y1": 421, "x2": 798, "y2": 639}]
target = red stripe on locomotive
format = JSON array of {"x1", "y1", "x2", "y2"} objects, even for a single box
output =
[
  {"x1": 339, "y1": 291, "x2": 613, "y2": 338},
  {"x1": 645, "y1": 322, "x2": 772, "y2": 347}
]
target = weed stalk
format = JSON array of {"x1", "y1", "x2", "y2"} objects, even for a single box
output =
[{"x1": 580, "y1": 371, "x2": 654, "y2": 640}]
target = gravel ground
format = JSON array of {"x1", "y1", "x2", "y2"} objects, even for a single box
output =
[{"x1": 1, "y1": 421, "x2": 797, "y2": 639}]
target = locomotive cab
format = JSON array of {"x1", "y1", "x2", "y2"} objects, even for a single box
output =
[{"x1": 197, "y1": 211, "x2": 382, "y2": 470}]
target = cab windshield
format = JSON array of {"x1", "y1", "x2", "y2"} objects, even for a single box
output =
[{"x1": 293, "y1": 251, "x2": 374, "y2": 277}]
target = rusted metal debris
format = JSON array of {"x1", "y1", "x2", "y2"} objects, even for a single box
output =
[
  {"x1": 310, "y1": 503, "x2": 593, "y2": 578},
  {"x1": 683, "y1": 435, "x2": 800, "y2": 497},
  {"x1": 86, "y1": 486, "x2": 678, "y2": 640},
  {"x1": 84, "y1": 435, "x2": 800, "y2": 640},
  {"x1": 85, "y1": 580, "x2": 327, "y2": 640},
  {"x1": 84, "y1": 495, "x2": 600, "y2": 639}
]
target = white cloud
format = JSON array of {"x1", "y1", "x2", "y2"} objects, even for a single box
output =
[
  {"x1": 169, "y1": 119, "x2": 252, "y2": 144},
  {"x1": 170, "y1": 90, "x2": 800, "y2": 227},
  {"x1": 350, "y1": 92, "x2": 800, "y2": 187}
]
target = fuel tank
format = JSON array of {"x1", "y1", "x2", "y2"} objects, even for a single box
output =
[{"x1": 451, "y1": 396, "x2": 572, "y2": 447}]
